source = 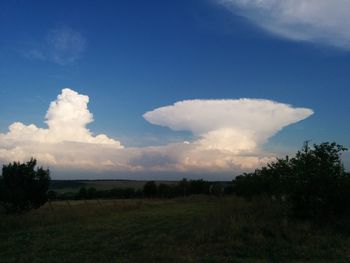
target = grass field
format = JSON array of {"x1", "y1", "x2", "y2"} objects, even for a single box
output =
[{"x1": 1, "y1": 196, "x2": 350, "y2": 262}]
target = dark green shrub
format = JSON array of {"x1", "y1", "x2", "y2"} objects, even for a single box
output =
[
  {"x1": 87, "y1": 187, "x2": 97, "y2": 199},
  {"x1": 233, "y1": 142, "x2": 349, "y2": 222},
  {"x1": 77, "y1": 187, "x2": 88, "y2": 199},
  {"x1": 286, "y1": 142, "x2": 348, "y2": 220},
  {"x1": 47, "y1": 190, "x2": 58, "y2": 200},
  {"x1": 0, "y1": 158, "x2": 50, "y2": 213},
  {"x1": 143, "y1": 181, "x2": 158, "y2": 197}
]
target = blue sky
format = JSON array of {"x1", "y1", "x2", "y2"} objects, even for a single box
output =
[{"x1": 0, "y1": 0, "x2": 349, "y2": 179}]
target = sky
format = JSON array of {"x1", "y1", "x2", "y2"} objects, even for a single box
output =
[{"x1": 0, "y1": 0, "x2": 349, "y2": 180}]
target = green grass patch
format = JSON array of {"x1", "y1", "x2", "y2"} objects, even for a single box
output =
[{"x1": 1, "y1": 196, "x2": 350, "y2": 262}]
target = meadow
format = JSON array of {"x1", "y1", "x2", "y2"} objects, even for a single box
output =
[{"x1": 1, "y1": 196, "x2": 349, "y2": 263}]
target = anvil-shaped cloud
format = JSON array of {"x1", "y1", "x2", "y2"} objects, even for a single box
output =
[
  {"x1": 144, "y1": 99, "x2": 313, "y2": 153},
  {"x1": 0, "y1": 89, "x2": 313, "y2": 177}
]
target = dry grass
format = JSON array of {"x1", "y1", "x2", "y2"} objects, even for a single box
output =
[{"x1": 1, "y1": 196, "x2": 350, "y2": 262}]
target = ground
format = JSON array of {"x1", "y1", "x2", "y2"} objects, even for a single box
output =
[{"x1": 1, "y1": 196, "x2": 349, "y2": 262}]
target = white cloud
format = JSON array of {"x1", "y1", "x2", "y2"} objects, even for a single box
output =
[
  {"x1": 0, "y1": 89, "x2": 123, "y2": 167},
  {"x1": 26, "y1": 27, "x2": 86, "y2": 65},
  {"x1": 128, "y1": 142, "x2": 274, "y2": 173},
  {"x1": 218, "y1": 0, "x2": 350, "y2": 49},
  {"x1": 138, "y1": 99, "x2": 313, "y2": 174},
  {"x1": 0, "y1": 90, "x2": 314, "y2": 178},
  {"x1": 44, "y1": 88, "x2": 119, "y2": 144},
  {"x1": 143, "y1": 99, "x2": 313, "y2": 153}
]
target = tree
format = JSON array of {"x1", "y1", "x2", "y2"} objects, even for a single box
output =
[
  {"x1": 233, "y1": 141, "x2": 349, "y2": 221},
  {"x1": 178, "y1": 178, "x2": 190, "y2": 197},
  {"x1": 286, "y1": 142, "x2": 349, "y2": 220},
  {"x1": 0, "y1": 158, "x2": 50, "y2": 213},
  {"x1": 77, "y1": 187, "x2": 88, "y2": 199},
  {"x1": 189, "y1": 179, "x2": 210, "y2": 195},
  {"x1": 143, "y1": 181, "x2": 158, "y2": 198},
  {"x1": 209, "y1": 183, "x2": 224, "y2": 196},
  {"x1": 87, "y1": 187, "x2": 97, "y2": 199},
  {"x1": 47, "y1": 190, "x2": 58, "y2": 200}
]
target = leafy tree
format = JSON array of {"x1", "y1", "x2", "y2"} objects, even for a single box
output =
[
  {"x1": 189, "y1": 179, "x2": 210, "y2": 195},
  {"x1": 87, "y1": 187, "x2": 97, "y2": 199},
  {"x1": 209, "y1": 183, "x2": 224, "y2": 196},
  {"x1": 47, "y1": 190, "x2": 58, "y2": 200},
  {"x1": 178, "y1": 178, "x2": 190, "y2": 197},
  {"x1": 158, "y1": 183, "x2": 174, "y2": 198},
  {"x1": 110, "y1": 188, "x2": 124, "y2": 199},
  {"x1": 0, "y1": 158, "x2": 50, "y2": 213},
  {"x1": 122, "y1": 187, "x2": 136, "y2": 198},
  {"x1": 286, "y1": 142, "x2": 348, "y2": 220},
  {"x1": 77, "y1": 187, "x2": 88, "y2": 199},
  {"x1": 233, "y1": 142, "x2": 349, "y2": 221},
  {"x1": 158, "y1": 183, "x2": 168, "y2": 198},
  {"x1": 143, "y1": 181, "x2": 158, "y2": 197}
]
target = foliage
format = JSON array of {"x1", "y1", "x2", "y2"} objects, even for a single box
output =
[
  {"x1": 51, "y1": 179, "x2": 231, "y2": 200},
  {"x1": 0, "y1": 158, "x2": 50, "y2": 213},
  {"x1": 189, "y1": 179, "x2": 210, "y2": 195},
  {"x1": 209, "y1": 183, "x2": 224, "y2": 196},
  {"x1": 47, "y1": 190, "x2": 58, "y2": 200},
  {"x1": 233, "y1": 142, "x2": 349, "y2": 221},
  {"x1": 158, "y1": 183, "x2": 174, "y2": 198},
  {"x1": 77, "y1": 186, "x2": 88, "y2": 199},
  {"x1": 286, "y1": 142, "x2": 349, "y2": 219},
  {"x1": 143, "y1": 181, "x2": 158, "y2": 197},
  {"x1": 87, "y1": 187, "x2": 97, "y2": 199}
]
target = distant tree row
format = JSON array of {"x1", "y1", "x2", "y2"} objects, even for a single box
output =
[
  {"x1": 0, "y1": 156, "x2": 233, "y2": 213},
  {"x1": 233, "y1": 142, "x2": 350, "y2": 221},
  {"x1": 48, "y1": 179, "x2": 233, "y2": 201},
  {"x1": 48, "y1": 186, "x2": 144, "y2": 200},
  {"x1": 143, "y1": 179, "x2": 232, "y2": 198}
]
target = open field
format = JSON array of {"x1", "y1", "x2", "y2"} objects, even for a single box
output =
[{"x1": 1, "y1": 196, "x2": 350, "y2": 263}]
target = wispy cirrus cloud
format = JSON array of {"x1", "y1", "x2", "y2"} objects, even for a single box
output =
[
  {"x1": 25, "y1": 26, "x2": 86, "y2": 65},
  {"x1": 218, "y1": 0, "x2": 350, "y2": 50},
  {"x1": 0, "y1": 89, "x2": 313, "y2": 178}
]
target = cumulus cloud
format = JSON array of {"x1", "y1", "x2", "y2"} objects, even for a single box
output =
[
  {"x1": 0, "y1": 89, "x2": 123, "y2": 167},
  {"x1": 26, "y1": 26, "x2": 86, "y2": 65},
  {"x1": 0, "y1": 89, "x2": 314, "y2": 178},
  {"x1": 218, "y1": 0, "x2": 350, "y2": 49},
  {"x1": 44, "y1": 89, "x2": 119, "y2": 144}
]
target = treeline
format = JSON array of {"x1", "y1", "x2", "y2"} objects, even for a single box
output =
[
  {"x1": 48, "y1": 179, "x2": 234, "y2": 201},
  {"x1": 2, "y1": 141, "x2": 349, "y2": 221},
  {"x1": 232, "y1": 142, "x2": 350, "y2": 222}
]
